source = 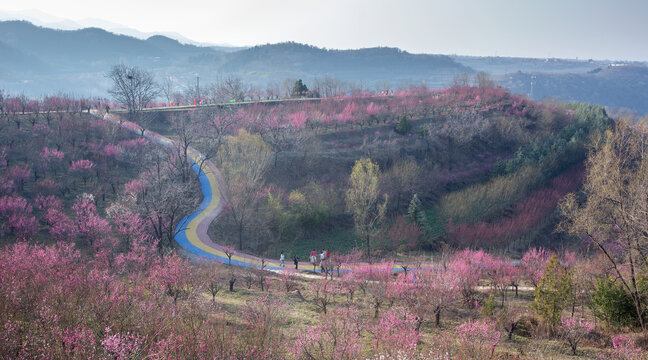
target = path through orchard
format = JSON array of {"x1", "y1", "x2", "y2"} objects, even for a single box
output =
[
  {"x1": 94, "y1": 111, "x2": 297, "y2": 270},
  {"x1": 94, "y1": 110, "x2": 533, "y2": 288}
]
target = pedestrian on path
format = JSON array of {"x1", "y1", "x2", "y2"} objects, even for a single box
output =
[
  {"x1": 310, "y1": 250, "x2": 317, "y2": 266},
  {"x1": 280, "y1": 251, "x2": 285, "y2": 267},
  {"x1": 293, "y1": 254, "x2": 299, "y2": 269}
]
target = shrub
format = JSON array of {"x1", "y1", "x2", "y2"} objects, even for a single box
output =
[
  {"x1": 370, "y1": 307, "x2": 421, "y2": 357},
  {"x1": 381, "y1": 216, "x2": 422, "y2": 252},
  {"x1": 295, "y1": 307, "x2": 364, "y2": 360},
  {"x1": 560, "y1": 316, "x2": 594, "y2": 355},
  {"x1": 482, "y1": 292, "x2": 496, "y2": 317},
  {"x1": 453, "y1": 319, "x2": 501, "y2": 359},
  {"x1": 240, "y1": 295, "x2": 286, "y2": 351},
  {"x1": 590, "y1": 277, "x2": 639, "y2": 328},
  {"x1": 611, "y1": 335, "x2": 646, "y2": 360},
  {"x1": 394, "y1": 116, "x2": 412, "y2": 135}
]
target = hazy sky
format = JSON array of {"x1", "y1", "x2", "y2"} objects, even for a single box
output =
[{"x1": 3, "y1": 0, "x2": 648, "y2": 60}]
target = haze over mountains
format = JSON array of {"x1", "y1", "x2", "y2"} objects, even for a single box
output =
[{"x1": 1, "y1": 20, "x2": 647, "y2": 114}]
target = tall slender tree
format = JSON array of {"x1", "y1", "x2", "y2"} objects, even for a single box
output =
[
  {"x1": 219, "y1": 130, "x2": 272, "y2": 250},
  {"x1": 345, "y1": 158, "x2": 388, "y2": 257}
]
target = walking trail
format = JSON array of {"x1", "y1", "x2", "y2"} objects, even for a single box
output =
[
  {"x1": 95, "y1": 112, "x2": 313, "y2": 271},
  {"x1": 94, "y1": 111, "x2": 532, "y2": 288}
]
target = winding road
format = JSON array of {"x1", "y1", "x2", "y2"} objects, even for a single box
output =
[{"x1": 96, "y1": 112, "x2": 306, "y2": 271}]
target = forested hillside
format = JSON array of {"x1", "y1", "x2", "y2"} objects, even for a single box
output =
[{"x1": 126, "y1": 86, "x2": 609, "y2": 258}]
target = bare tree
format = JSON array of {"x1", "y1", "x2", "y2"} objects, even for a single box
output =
[
  {"x1": 183, "y1": 80, "x2": 200, "y2": 105},
  {"x1": 0, "y1": 89, "x2": 4, "y2": 116},
  {"x1": 16, "y1": 94, "x2": 27, "y2": 115},
  {"x1": 133, "y1": 148, "x2": 200, "y2": 249},
  {"x1": 374, "y1": 81, "x2": 391, "y2": 94},
  {"x1": 474, "y1": 71, "x2": 495, "y2": 88},
  {"x1": 161, "y1": 76, "x2": 176, "y2": 105},
  {"x1": 265, "y1": 81, "x2": 282, "y2": 100},
  {"x1": 559, "y1": 121, "x2": 648, "y2": 330},
  {"x1": 204, "y1": 76, "x2": 247, "y2": 103},
  {"x1": 169, "y1": 113, "x2": 198, "y2": 183},
  {"x1": 221, "y1": 76, "x2": 247, "y2": 102},
  {"x1": 107, "y1": 64, "x2": 159, "y2": 121},
  {"x1": 381, "y1": 159, "x2": 423, "y2": 211},
  {"x1": 313, "y1": 75, "x2": 346, "y2": 98},
  {"x1": 282, "y1": 78, "x2": 297, "y2": 98},
  {"x1": 246, "y1": 84, "x2": 262, "y2": 101},
  {"x1": 196, "y1": 107, "x2": 239, "y2": 163},
  {"x1": 452, "y1": 72, "x2": 471, "y2": 87}
]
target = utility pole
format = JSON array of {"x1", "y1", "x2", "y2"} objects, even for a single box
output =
[
  {"x1": 196, "y1": 75, "x2": 200, "y2": 102},
  {"x1": 529, "y1": 75, "x2": 536, "y2": 100}
]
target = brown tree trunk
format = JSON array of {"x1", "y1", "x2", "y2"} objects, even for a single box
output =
[{"x1": 238, "y1": 223, "x2": 243, "y2": 250}]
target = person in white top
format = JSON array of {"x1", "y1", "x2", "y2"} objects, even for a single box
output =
[
  {"x1": 280, "y1": 251, "x2": 285, "y2": 267},
  {"x1": 320, "y1": 249, "x2": 326, "y2": 273}
]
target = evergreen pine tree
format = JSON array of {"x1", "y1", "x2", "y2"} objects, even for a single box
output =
[
  {"x1": 395, "y1": 115, "x2": 412, "y2": 134},
  {"x1": 292, "y1": 79, "x2": 309, "y2": 97},
  {"x1": 531, "y1": 255, "x2": 573, "y2": 327},
  {"x1": 407, "y1": 193, "x2": 426, "y2": 226}
]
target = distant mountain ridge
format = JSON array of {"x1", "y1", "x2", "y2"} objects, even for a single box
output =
[
  {"x1": 214, "y1": 42, "x2": 471, "y2": 84},
  {"x1": 502, "y1": 65, "x2": 648, "y2": 114},
  {"x1": 0, "y1": 9, "x2": 240, "y2": 48},
  {"x1": 224, "y1": 42, "x2": 464, "y2": 71},
  {"x1": 0, "y1": 20, "x2": 471, "y2": 96},
  {"x1": 0, "y1": 21, "x2": 209, "y2": 71},
  {"x1": 1, "y1": 20, "x2": 648, "y2": 114}
]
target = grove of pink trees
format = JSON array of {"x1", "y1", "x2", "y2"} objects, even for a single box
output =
[
  {"x1": 0, "y1": 99, "x2": 167, "y2": 248},
  {"x1": 0, "y1": 226, "x2": 641, "y2": 360},
  {"x1": 1, "y1": 88, "x2": 637, "y2": 358},
  {"x1": 0, "y1": 195, "x2": 38, "y2": 239}
]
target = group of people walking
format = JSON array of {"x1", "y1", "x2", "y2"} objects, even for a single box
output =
[{"x1": 279, "y1": 249, "x2": 329, "y2": 271}]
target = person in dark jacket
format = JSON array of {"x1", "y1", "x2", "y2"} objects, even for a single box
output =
[{"x1": 293, "y1": 254, "x2": 299, "y2": 269}]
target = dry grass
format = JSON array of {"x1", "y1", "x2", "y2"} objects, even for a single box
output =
[{"x1": 439, "y1": 165, "x2": 542, "y2": 224}]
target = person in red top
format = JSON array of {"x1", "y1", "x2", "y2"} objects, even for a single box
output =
[{"x1": 325, "y1": 250, "x2": 329, "y2": 259}]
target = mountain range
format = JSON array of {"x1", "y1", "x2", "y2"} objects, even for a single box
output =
[{"x1": 1, "y1": 20, "x2": 647, "y2": 114}]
